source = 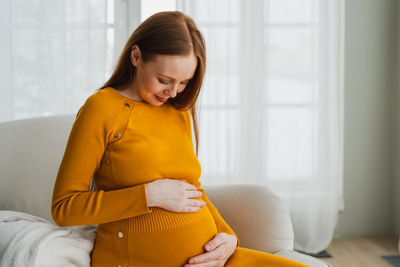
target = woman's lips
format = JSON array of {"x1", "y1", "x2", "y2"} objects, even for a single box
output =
[{"x1": 155, "y1": 95, "x2": 167, "y2": 102}]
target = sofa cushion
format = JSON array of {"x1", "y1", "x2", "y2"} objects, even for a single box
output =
[{"x1": 205, "y1": 185, "x2": 295, "y2": 253}]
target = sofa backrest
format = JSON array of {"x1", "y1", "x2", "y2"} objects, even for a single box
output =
[{"x1": 0, "y1": 115, "x2": 75, "y2": 223}]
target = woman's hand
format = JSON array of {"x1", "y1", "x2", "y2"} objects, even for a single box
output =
[
  {"x1": 145, "y1": 178, "x2": 206, "y2": 212},
  {"x1": 185, "y1": 233, "x2": 237, "y2": 267}
]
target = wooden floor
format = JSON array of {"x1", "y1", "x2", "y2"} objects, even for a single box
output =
[{"x1": 322, "y1": 236, "x2": 399, "y2": 267}]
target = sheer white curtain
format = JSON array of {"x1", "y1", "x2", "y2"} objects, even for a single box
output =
[
  {"x1": 1, "y1": 0, "x2": 344, "y2": 254},
  {"x1": 177, "y1": 0, "x2": 344, "y2": 253},
  {"x1": 0, "y1": 0, "x2": 137, "y2": 123}
]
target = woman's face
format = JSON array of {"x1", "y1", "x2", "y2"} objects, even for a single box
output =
[{"x1": 130, "y1": 45, "x2": 198, "y2": 106}]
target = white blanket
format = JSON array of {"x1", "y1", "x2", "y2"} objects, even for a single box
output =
[{"x1": 0, "y1": 211, "x2": 96, "y2": 267}]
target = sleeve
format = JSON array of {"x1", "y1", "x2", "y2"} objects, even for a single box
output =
[
  {"x1": 198, "y1": 187, "x2": 240, "y2": 247},
  {"x1": 51, "y1": 95, "x2": 152, "y2": 227}
]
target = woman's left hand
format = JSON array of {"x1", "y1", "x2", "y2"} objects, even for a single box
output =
[{"x1": 184, "y1": 232, "x2": 237, "y2": 267}]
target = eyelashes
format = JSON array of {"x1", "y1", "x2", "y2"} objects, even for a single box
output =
[
  {"x1": 158, "y1": 79, "x2": 189, "y2": 85},
  {"x1": 158, "y1": 79, "x2": 169, "y2": 85}
]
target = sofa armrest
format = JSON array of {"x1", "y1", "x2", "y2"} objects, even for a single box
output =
[
  {"x1": 0, "y1": 115, "x2": 75, "y2": 223},
  {"x1": 204, "y1": 184, "x2": 294, "y2": 253}
]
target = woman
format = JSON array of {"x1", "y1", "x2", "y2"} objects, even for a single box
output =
[{"x1": 51, "y1": 11, "x2": 309, "y2": 267}]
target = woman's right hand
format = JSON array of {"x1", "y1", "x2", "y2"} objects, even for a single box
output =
[{"x1": 145, "y1": 178, "x2": 206, "y2": 212}]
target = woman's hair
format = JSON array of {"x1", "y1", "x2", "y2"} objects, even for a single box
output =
[{"x1": 98, "y1": 10, "x2": 205, "y2": 155}]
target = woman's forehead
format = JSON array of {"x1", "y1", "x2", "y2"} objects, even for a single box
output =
[{"x1": 151, "y1": 53, "x2": 197, "y2": 80}]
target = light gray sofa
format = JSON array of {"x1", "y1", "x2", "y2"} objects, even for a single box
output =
[{"x1": 0, "y1": 115, "x2": 332, "y2": 267}]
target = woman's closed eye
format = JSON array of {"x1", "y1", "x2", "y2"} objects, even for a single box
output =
[
  {"x1": 158, "y1": 79, "x2": 169, "y2": 85},
  {"x1": 158, "y1": 79, "x2": 188, "y2": 85}
]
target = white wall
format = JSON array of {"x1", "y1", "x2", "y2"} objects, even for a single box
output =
[{"x1": 334, "y1": 0, "x2": 398, "y2": 237}]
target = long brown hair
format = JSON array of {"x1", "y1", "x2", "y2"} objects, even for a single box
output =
[{"x1": 99, "y1": 11, "x2": 204, "y2": 155}]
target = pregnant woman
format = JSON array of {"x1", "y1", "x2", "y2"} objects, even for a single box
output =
[{"x1": 51, "y1": 11, "x2": 309, "y2": 267}]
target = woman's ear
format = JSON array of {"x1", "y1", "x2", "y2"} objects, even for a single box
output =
[{"x1": 130, "y1": 45, "x2": 141, "y2": 67}]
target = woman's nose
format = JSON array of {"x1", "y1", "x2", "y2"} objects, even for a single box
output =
[{"x1": 165, "y1": 84, "x2": 179, "y2": 97}]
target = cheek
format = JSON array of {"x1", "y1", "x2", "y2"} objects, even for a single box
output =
[{"x1": 142, "y1": 77, "x2": 163, "y2": 93}]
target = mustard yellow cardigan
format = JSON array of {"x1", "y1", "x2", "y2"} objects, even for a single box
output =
[{"x1": 51, "y1": 87, "x2": 308, "y2": 267}]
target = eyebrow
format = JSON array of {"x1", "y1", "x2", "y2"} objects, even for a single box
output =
[{"x1": 158, "y1": 72, "x2": 193, "y2": 81}]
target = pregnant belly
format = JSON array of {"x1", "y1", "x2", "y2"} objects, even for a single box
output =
[
  {"x1": 129, "y1": 211, "x2": 218, "y2": 266},
  {"x1": 92, "y1": 205, "x2": 218, "y2": 266}
]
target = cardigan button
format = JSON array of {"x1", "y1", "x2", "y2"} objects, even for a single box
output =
[
  {"x1": 114, "y1": 132, "x2": 120, "y2": 138},
  {"x1": 117, "y1": 231, "x2": 124, "y2": 238},
  {"x1": 124, "y1": 103, "x2": 130, "y2": 109},
  {"x1": 117, "y1": 265, "x2": 123, "y2": 267}
]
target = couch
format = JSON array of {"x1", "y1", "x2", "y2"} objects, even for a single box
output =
[{"x1": 0, "y1": 115, "x2": 332, "y2": 266}]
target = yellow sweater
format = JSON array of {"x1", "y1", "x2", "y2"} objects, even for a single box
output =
[{"x1": 51, "y1": 86, "x2": 239, "y2": 266}]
